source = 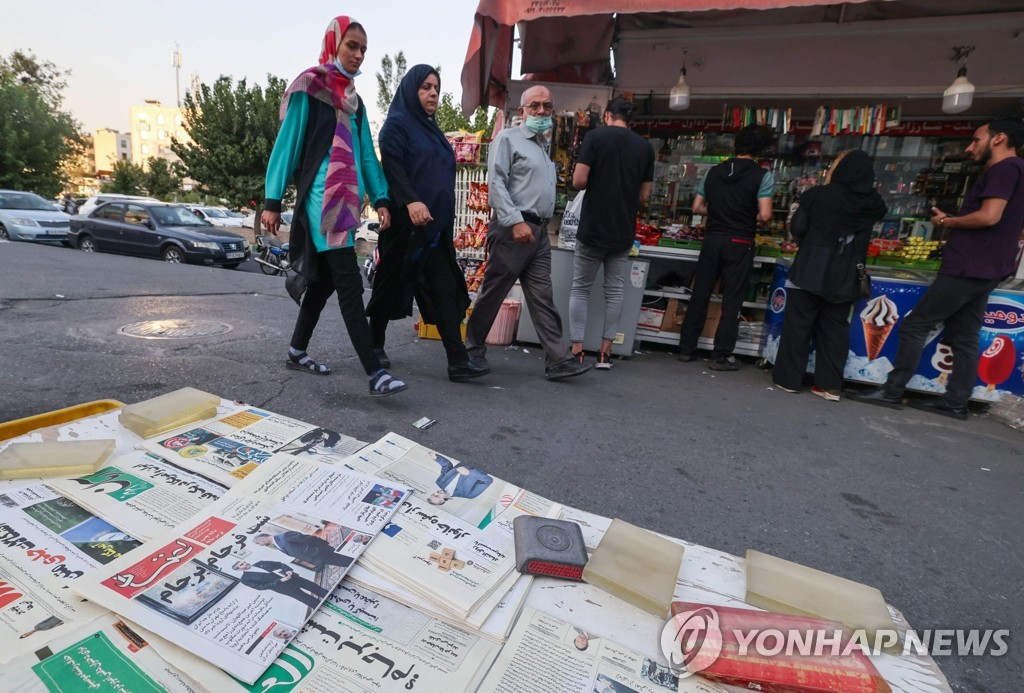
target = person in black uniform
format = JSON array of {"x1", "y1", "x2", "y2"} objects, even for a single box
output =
[
  {"x1": 253, "y1": 531, "x2": 352, "y2": 568},
  {"x1": 677, "y1": 125, "x2": 775, "y2": 370}
]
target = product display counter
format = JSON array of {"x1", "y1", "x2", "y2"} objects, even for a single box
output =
[{"x1": 762, "y1": 258, "x2": 1024, "y2": 401}]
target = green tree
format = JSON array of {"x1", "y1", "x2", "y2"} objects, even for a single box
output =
[
  {"x1": 0, "y1": 50, "x2": 83, "y2": 198},
  {"x1": 144, "y1": 157, "x2": 183, "y2": 199},
  {"x1": 434, "y1": 92, "x2": 471, "y2": 135},
  {"x1": 103, "y1": 160, "x2": 147, "y2": 195},
  {"x1": 171, "y1": 74, "x2": 287, "y2": 213},
  {"x1": 375, "y1": 52, "x2": 407, "y2": 115}
]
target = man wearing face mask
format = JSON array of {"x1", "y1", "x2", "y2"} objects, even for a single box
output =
[{"x1": 464, "y1": 86, "x2": 592, "y2": 380}]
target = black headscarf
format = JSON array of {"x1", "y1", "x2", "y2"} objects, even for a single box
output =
[
  {"x1": 378, "y1": 64, "x2": 455, "y2": 244},
  {"x1": 788, "y1": 150, "x2": 888, "y2": 301},
  {"x1": 802, "y1": 150, "x2": 888, "y2": 240}
]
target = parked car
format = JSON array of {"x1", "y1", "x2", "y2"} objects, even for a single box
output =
[
  {"x1": 242, "y1": 210, "x2": 293, "y2": 237},
  {"x1": 0, "y1": 190, "x2": 72, "y2": 244},
  {"x1": 354, "y1": 219, "x2": 380, "y2": 257},
  {"x1": 69, "y1": 202, "x2": 251, "y2": 268},
  {"x1": 79, "y1": 193, "x2": 159, "y2": 218},
  {"x1": 186, "y1": 206, "x2": 245, "y2": 228}
]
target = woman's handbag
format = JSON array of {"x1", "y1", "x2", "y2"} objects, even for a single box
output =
[{"x1": 857, "y1": 262, "x2": 872, "y2": 300}]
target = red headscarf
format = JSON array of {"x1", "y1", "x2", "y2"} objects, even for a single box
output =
[{"x1": 280, "y1": 16, "x2": 363, "y2": 247}]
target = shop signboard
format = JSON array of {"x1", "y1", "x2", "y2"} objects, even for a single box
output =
[{"x1": 762, "y1": 263, "x2": 1024, "y2": 401}]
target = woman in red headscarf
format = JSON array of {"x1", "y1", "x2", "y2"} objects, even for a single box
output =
[{"x1": 262, "y1": 16, "x2": 406, "y2": 396}]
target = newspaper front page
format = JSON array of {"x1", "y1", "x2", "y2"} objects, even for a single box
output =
[
  {"x1": 150, "y1": 578, "x2": 503, "y2": 693},
  {"x1": 74, "y1": 456, "x2": 410, "y2": 684},
  {"x1": 478, "y1": 607, "x2": 730, "y2": 693},
  {"x1": 0, "y1": 613, "x2": 205, "y2": 693},
  {"x1": 47, "y1": 451, "x2": 228, "y2": 541},
  {"x1": 141, "y1": 407, "x2": 366, "y2": 487},
  {"x1": 342, "y1": 434, "x2": 561, "y2": 621},
  {"x1": 0, "y1": 482, "x2": 143, "y2": 664}
]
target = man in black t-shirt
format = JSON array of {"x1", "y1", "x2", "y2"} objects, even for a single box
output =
[
  {"x1": 677, "y1": 125, "x2": 774, "y2": 370},
  {"x1": 569, "y1": 97, "x2": 655, "y2": 369}
]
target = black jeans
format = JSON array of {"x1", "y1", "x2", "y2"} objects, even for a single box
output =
[
  {"x1": 773, "y1": 288, "x2": 853, "y2": 391},
  {"x1": 677, "y1": 233, "x2": 754, "y2": 358},
  {"x1": 290, "y1": 248, "x2": 381, "y2": 376},
  {"x1": 883, "y1": 273, "x2": 1000, "y2": 406},
  {"x1": 371, "y1": 248, "x2": 469, "y2": 366}
]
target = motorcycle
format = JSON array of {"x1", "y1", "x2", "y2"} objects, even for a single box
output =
[{"x1": 253, "y1": 235, "x2": 291, "y2": 276}]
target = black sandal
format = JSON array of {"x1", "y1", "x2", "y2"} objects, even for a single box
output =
[
  {"x1": 369, "y1": 371, "x2": 407, "y2": 397},
  {"x1": 286, "y1": 352, "x2": 331, "y2": 375}
]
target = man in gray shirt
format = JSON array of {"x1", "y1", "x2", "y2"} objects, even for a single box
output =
[{"x1": 464, "y1": 85, "x2": 591, "y2": 380}]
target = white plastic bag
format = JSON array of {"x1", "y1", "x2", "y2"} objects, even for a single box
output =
[{"x1": 558, "y1": 190, "x2": 585, "y2": 250}]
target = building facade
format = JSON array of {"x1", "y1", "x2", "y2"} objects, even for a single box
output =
[
  {"x1": 93, "y1": 128, "x2": 133, "y2": 178},
  {"x1": 129, "y1": 100, "x2": 190, "y2": 169}
]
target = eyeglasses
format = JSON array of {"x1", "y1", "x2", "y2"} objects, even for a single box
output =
[{"x1": 523, "y1": 101, "x2": 554, "y2": 112}]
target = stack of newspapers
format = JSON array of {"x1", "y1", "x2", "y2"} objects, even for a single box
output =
[{"x1": 341, "y1": 432, "x2": 563, "y2": 642}]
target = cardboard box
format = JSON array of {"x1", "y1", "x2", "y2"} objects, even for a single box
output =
[
  {"x1": 701, "y1": 301, "x2": 723, "y2": 339},
  {"x1": 637, "y1": 306, "x2": 665, "y2": 330},
  {"x1": 659, "y1": 299, "x2": 687, "y2": 334}
]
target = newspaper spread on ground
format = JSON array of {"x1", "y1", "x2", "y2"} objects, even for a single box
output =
[
  {"x1": 74, "y1": 455, "x2": 410, "y2": 684},
  {"x1": 477, "y1": 607, "x2": 730, "y2": 693},
  {"x1": 0, "y1": 482, "x2": 144, "y2": 664},
  {"x1": 341, "y1": 433, "x2": 561, "y2": 621},
  {"x1": 47, "y1": 451, "x2": 228, "y2": 541},
  {"x1": 146, "y1": 578, "x2": 503, "y2": 693},
  {"x1": 0, "y1": 612, "x2": 205, "y2": 693},
  {"x1": 141, "y1": 406, "x2": 366, "y2": 487},
  {"x1": 345, "y1": 561, "x2": 533, "y2": 642}
]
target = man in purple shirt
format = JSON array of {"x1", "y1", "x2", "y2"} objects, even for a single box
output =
[{"x1": 852, "y1": 118, "x2": 1024, "y2": 420}]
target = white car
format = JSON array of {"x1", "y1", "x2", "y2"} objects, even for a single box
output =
[
  {"x1": 354, "y1": 219, "x2": 379, "y2": 256},
  {"x1": 0, "y1": 190, "x2": 72, "y2": 243},
  {"x1": 79, "y1": 193, "x2": 159, "y2": 218},
  {"x1": 186, "y1": 206, "x2": 245, "y2": 228}
]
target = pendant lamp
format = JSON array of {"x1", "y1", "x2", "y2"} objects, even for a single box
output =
[
  {"x1": 941, "y1": 46, "x2": 975, "y2": 115},
  {"x1": 669, "y1": 49, "x2": 690, "y2": 111}
]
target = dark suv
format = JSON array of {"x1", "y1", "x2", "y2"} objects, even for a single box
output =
[{"x1": 69, "y1": 202, "x2": 250, "y2": 268}]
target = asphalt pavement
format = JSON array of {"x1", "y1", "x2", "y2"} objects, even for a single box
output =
[{"x1": 1, "y1": 240, "x2": 1020, "y2": 691}]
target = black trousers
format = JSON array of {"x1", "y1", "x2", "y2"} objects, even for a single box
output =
[
  {"x1": 371, "y1": 248, "x2": 469, "y2": 366},
  {"x1": 290, "y1": 248, "x2": 381, "y2": 376},
  {"x1": 677, "y1": 233, "x2": 754, "y2": 357},
  {"x1": 773, "y1": 288, "x2": 853, "y2": 391},
  {"x1": 883, "y1": 273, "x2": 1000, "y2": 407}
]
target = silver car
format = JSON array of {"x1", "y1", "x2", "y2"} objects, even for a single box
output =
[{"x1": 0, "y1": 190, "x2": 72, "y2": 244}]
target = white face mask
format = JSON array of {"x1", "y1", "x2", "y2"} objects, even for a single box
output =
[{"x1": 332, "y1": 59, "x2": 362, "y2": 79}]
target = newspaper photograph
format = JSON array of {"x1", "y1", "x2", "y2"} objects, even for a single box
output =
[
  {"x1": 341, "y1": 434, "x2": 560, "y2": 621},
  {"x1": 150, "y1": 578, "x2": 503, "y2": 693},
  {"x1": 47, "y1": 451, "x2": 228, "y2": 541},
  {"x1": 0, "y1": 613, "x2": 205, "y2": 693},
  {"x1": 0, "y1": 482, "x2": 144, "y2": 664},
  {"x1": 74, "y1": 456, "x2": 410, "y2": 684},
  {"x1": 141, "y1": 407, "x2": 365, "y2": 487},
  {"x1": 478, "y1": 607, "x2": 730, "y2": 693},
  {"x1": 343, "y1": 432, "x2": 516, "y2": 528}
]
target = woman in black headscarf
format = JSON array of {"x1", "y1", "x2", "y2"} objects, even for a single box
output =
[
  {"x1": 365, "y1": 64, "x2": 488, "y2": 382},
  {"x1": 772, "y1": 150, "x2": 888, "y2": 400}
]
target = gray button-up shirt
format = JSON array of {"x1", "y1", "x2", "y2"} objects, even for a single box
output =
[{"x1": 487, "y1": 123, "x2": 557, "y2": 227}]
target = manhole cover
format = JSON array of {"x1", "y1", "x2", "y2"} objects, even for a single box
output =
[{"x1": 119, "y1": 319, "x2": 233, "y2": 339}]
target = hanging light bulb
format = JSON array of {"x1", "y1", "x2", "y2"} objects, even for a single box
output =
[
  {"x1": 669, "y1": 49, "x2": 691, "y2": 111},
  {"x1": 669, "y1": 67, "x2": 690, "y2": 111},
  {"x1": 942, "y1": 66, "x2": 974, "y2": 114},
  {"x1": 942, "y1": 46, "x2": 975, "y2": 115}
]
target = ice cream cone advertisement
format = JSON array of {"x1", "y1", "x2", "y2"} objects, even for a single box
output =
[{"x1": 860, "y1": 295, "x2": 899, "y2": 360}]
